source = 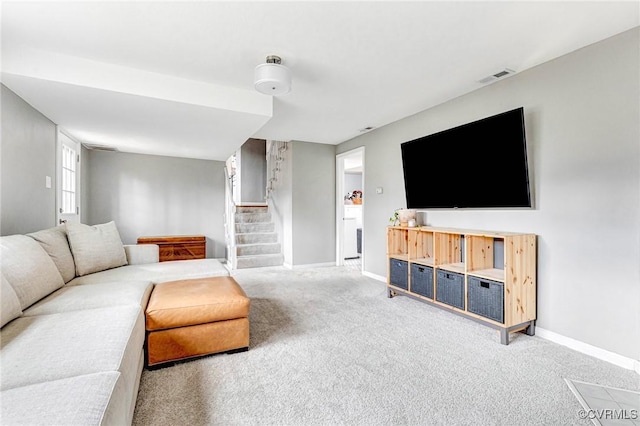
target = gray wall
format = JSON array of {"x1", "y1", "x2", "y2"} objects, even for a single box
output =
[
  {"x1": 291, "y1": 141, "x2": 336, "y2": 266},
  {"x1": 85, "y1": 150, "x2": 226, "y2": 258},
  {"x1": 337, "y1": 28, "x2": 640, "y2": 361},
  {"x1": 1, "y1": 85, "x2": 57, "y2": 235},
  {"x1": 268, "y1": 141, "x2": 335, "y2": 267},
  {"x1": 240, "y1": 138, "x2": 266, "y2": 203}
]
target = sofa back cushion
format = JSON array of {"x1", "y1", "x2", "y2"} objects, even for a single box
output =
[
  {"x1": 1, "y1": 274, "x2": 23, "y2": 327},
  {"x1": 66, "y1": 221, "x2": 128, "y2": 277},
  {"x1": 0, "y1": 235, "x2": 65, "y2": 310},
  {"x1": 28, "y1": 225, "x2": 76, "y2": 283}
]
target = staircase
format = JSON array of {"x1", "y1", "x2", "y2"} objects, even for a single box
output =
[{"x1": 234, "y1": 206, "x2": 283, "y2": 269}]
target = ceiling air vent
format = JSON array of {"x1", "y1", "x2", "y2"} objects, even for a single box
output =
[
  {"x1": 82, "y1": 143, "x2": 118, "y2": 152},
  {"x1": 478, "y1": 68, "x2": 515, "y2": 85}
]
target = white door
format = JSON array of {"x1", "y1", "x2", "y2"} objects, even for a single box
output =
[{"x1": 57, "y1": 130, "x2": 81, "y2": 225}]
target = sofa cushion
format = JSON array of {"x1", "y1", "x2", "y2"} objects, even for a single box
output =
[
  {"x1": 0, "y1": 235, "x2": 65, "y2": 310},
  {"x1": 27, "y1": 225, "x2": 76, "y2": 283},
  {"x1": 68, "y1": 258, "x2": 229, "y2": 286},
  {"x1": 1, "y1": 274, "x2": 22, "y2": 328},
  {"x1": 0, "y1": 305, "x2": 143, "y2": 391},
  {"x1": 66, "y1": 221, "x2": 128, "y2": 277},
  {"x1": 23, "y1": 280, "x2": 153, "y2": 317},
  {"x1": 124, "y1": 243, "x2": 159, "y2": 265},
  {"x1": 0, "y1": 372, "x2": 127, "y2": 426}
]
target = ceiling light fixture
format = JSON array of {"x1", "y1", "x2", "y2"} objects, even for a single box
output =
[{"x1": 254, "y1": 55, "x2": 292, "y2": 96}]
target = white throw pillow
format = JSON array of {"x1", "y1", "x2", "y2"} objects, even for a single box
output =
[
  {"x1": 66, "y1": 221, "x2": 128, "y2": 277},
  {"x1": 28, "y1": 225, "x2": 76, "y2": 283},
  {"x1": 1, "y1": 274, "x2": 23, "y2": 328}
]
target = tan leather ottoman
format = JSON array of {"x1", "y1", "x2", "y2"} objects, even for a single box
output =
[{"x1": 145, "y1": 276, "x2": 250, "y2": 368}]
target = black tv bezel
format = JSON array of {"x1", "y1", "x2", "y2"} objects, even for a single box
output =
[{"x1": 401, "y1": 107, "x2": 531, "y2": 210}]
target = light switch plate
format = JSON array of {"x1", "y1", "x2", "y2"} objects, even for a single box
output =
[
  {"x1": 45, "y1": 176, "x2": 52, "y2": 188},
  {"x1": 376, "y1": 187, "x2": 383, "y2": 194}
]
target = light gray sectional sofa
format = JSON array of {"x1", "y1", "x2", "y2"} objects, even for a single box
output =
[{"x1": 0, "y1": 221, "x2": 229, "y2": 425}]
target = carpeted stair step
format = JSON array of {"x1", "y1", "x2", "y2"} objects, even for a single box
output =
[
  {"x1": 235, "y1": 212, "x2": 272, "y2": 223},
  {"x1": 235, "y1": 232, "x2": 278, "y2": 244},
  {"x1": 236, "y1": 253, "x2": 283, "y2": 269},
  {"x1": 236, "y1": 206, "x2": 268, "y2": 214},
  {"x1": 236, "y1": 242, "x2": 281, "y2": 256},
  {"x1": 235, "y1": 222, "x2": 275, "y2": 234},
  {"x1": 232, "y1": 206, "x2": 282, "y2": 269}
]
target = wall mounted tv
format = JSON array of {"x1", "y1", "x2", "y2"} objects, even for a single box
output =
[{"x1": 401, "y1": 107, "x2": 531, "y2": 209}]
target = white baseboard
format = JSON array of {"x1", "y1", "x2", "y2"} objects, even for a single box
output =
[
  {"x1": 236, "y1": 202, "x2": 267, "y2": 206},
  {"x1": 285, "y1": 262, "x2": 336, "y2": 269},
  {"x1": 536, "y1": 327, "x2": 640, "y2": 374},
  {"x1": 362, "y1": 271, "x2": 386, "y2": 282},
  {"x1": 359, "y1": 270, "x2": 639, "y2": 375},
  {"x1": 231, "y1": 264, "x2": 286, "y2": 273}
]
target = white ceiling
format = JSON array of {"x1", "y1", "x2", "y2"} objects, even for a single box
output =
[{"x1": 2, "y1": 1, "x2": 638, "y2": 161}]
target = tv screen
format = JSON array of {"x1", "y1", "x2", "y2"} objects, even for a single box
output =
[{"x1": 401, "y1": 107, "x2": 531, "y2": 209}]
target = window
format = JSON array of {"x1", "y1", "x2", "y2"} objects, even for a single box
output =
[
  {"x1": 57, "y1": 130, "x2": 81, "y2": 224},
  {"x1": 61, "y1": 144, "x2": 77, "y2": 214}
]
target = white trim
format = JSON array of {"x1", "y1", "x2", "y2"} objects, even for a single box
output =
[
  {"x1": 536, "y1": 327, "x2": 640, "y2": 373},
  {"x1": 336, "y1": 147, "x2": 365, "y2": 270},
  {"x1": 563, "y1": 379, "x2": 600, "y2": 426},
  {"x1": 231, "y1": 265, "x2": 287, "y2": 275},
  {"x1": 56, "y1": 128, "x2": 82, "y2": 225},
  {"x1": 335, "y1": 153, "x2": 346, "y2": 266},
  {"x1": 234, "y1": 148, "x2": 242, "y2": 205},
  {"x1": 287, "y1": 262, "x2": 337, "y2": 269},
  {"x1": 351, "y1": 271, "x2": 640, "y2": 374},
  {"x1": 237, "y1": 202, "x2": 268, "y2": 207},
  {"x1": 221, "y1": 261, "x2": 233, "y2": 273},
  {"x1": 360, "y1": 151, "x2": 365, "y2": 275},
  {"x1": 362, "y1": 271, "x2": 386, "y2": 283}
]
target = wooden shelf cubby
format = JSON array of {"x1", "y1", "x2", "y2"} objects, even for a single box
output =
[
  {"x1": 387, "y1": 226, "x2": 409, "y2": 260},
  {"x1": 386, "y1": 225, "x2": 537, "y2": 344}
]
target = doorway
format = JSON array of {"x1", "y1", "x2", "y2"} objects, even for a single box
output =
[
  {"x1": 56, "y1": 129, "x2": 81, "y2": 225},
  {"x1": 336, "y1": 147, "x2": 364, "y2": 271}
]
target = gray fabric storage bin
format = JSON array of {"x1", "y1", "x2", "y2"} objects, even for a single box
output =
[
  {"x1": 436, "y1": 270, "x2": 464, "y2": 309},
  {"x1": 467, "y1": 276, "x2": 504, "y2": 323},
  {"x1": 389, "y1": 259, "x2": 408, "y2": 290},
  {"x1": 410, "y1": 264, "x2": 434, "y2": 299}
]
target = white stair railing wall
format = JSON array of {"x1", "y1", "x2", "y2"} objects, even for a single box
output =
[
  {"x1": 264, "y1": 140, "x2": 289, "y2": 268},
  {"x1": 265, "y1": 140, "x2": 289, "y2": 200},
  {"x1": 224, "y1": 165, "x2": 237, "y2": 269}
]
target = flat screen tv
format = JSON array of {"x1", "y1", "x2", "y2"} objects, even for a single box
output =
[{"x1": 401, "y1": 107, "x2": 531, "y2": 209}]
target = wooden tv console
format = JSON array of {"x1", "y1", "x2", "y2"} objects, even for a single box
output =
[{"x1": 386, "y1": 226, "x2": 537, "y2": 345}]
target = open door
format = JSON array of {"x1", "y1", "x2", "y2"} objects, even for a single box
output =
[
  {"x1": 336, "y1": 147, "x2": 364, "y2": 270},
  {"x1": 56, "y1": 130, "x2": 81, "y2": 225}
]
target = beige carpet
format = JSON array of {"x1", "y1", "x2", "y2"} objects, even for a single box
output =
[{"x1": 133, "y1": 266, "x2": 639, "y2": 425}]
